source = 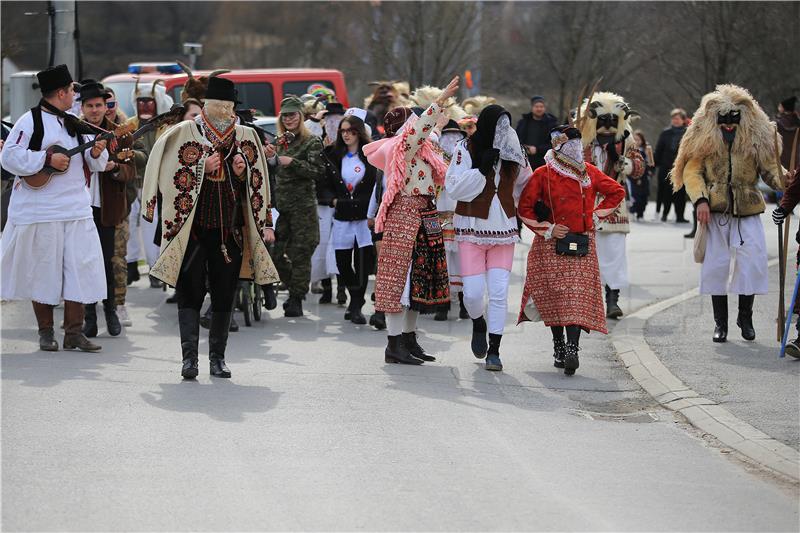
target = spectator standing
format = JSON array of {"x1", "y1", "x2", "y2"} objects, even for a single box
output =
[
  {"x1": 515, "y1": 96, "x2": 558, "y2": 170},
  {"x1": 654, "y1": 108, "x2": 688, "y2": 222},
  {"x1": 630, "y1": 131, "x2": 654, "y2": 220}
]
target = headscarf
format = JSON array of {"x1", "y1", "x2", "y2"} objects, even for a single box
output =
[
  {"x1": 544, "y1": 126, "x2": 589, "y2": 187},
  {"x1": 493, "y1": 115, "x2": 528, "y2": 167},
  {"x1": 383, "y1": 106, "x2": 414, "y2": 138},
  {"x1": 468, "y1": 104, "x2": 508, "y2": 167}
]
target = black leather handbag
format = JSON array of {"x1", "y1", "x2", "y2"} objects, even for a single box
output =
[{"x1": 547, "y1": 168, "x2": 590, "y2": 257}]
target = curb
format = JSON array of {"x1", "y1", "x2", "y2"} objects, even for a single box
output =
[{"x1": 611, "y1": 265, "x2": 800, "y2": 482}]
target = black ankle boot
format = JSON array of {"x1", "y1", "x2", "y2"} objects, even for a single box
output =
[
  {"x1": 385, "y1": 335, "x2": 423, "y2": 365},
  {"x1": 263, "y1": 284, "x2": 277, "y2": 310},
  {"x1": 127, "y1": 262, "x2": 140, "y2": 285},
  {"x1": 471, "y1": 316, "x2": 488, "y2": 359},
  {"x1": 178, "y1": 308, "x2": 200, "y2": 379},
  {"x1": 103, "y1": 301, "x2": 121, "y2": 337},
  {"x1": 553, "y1": 338, "x2": 566, "y2": 368},
  {"x1": 736, "y1": 294, "x2": 756, "y2": 341},
  {"x1": 369, "y1": 311, "x2": 386, "y2": 330},
  {"x1": 605, "y1": 285, "x2": 623, "y2": 319},
  {"x1": 485, "y1": 333, "x2": 503, "y2": 371},
  {"x1": 711, "y1": 295, "x2": 728, "y2": 343},
  {"x1": 39, "y1": 328, "x2": 59, "y2": 351},
  {"x1": 284, "y1": 295, "x2": 304, "y2": 317},
  {"x1": 401, "y1": 331, "x2": 436, "y2": 362},
  {"x1": 209, "y1": 312, "x2": 232, "y2": 378},
  {"x1": 458, "y1": 292, "x2": 470, "y2": 319},
  {"x1": 564, "y1": 342, "x2": 580, "y2": 376},
  {"x1": 319, "y1": 278, "x2": 332, "y2": 304},
  {"x1": 434, "y1": 304, "x2": 449, "y2": 321},
  {"x1": 349, "y1": 298, "x2": 367, "y2": 325},
  {"x1": 82, "y1": 303, "x2": 98, "y2": 338}
]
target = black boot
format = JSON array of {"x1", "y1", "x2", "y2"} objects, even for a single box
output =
[
  {"x1": 471, "y1": 316, "x2": 488, "y2": 359},
  {"x1": 200, "y1": 306, "x2": 212, "y2": 329},
  {"x1": 736, "y1": 294, "x2": 756, "y2": 341},
  {"x1": 711, "y1": 295, "x2": 728, "y2": 343},
  {"x1": 127, "y1": 262, "x2": 140, "y2": 285},
  {"x1": 336, "y1": 276, "x2": 347, "y2": 305},
  {"x1": 39, "y1": 328, "x2": 59, "y2": 351},
  {"x1": 263, "y1": 284, "x2": 277, "y2": 310},
  {"x1": 458, "y1": 292, "x2": 470, "y2": 319},
  {"x1": 564, "y1": 342, "x2": 580, "y2": 376},
  {"x1": 605, "y1": 285, "x2": 623, "y2": 319},
  {"x1": 103, "y1": 301, "x2": 122, "y2": 337},
  {"x1": 369, "y1": 310, "x2": 386, "y2": 330},
  {"x1": 284, "y1": 295, "x2": 303, "y2": 317},
  {"x1": 553, "y1": 338, "x2": 566, "y2": 369},
  {"x1": 485, "y1": 333, "x2": 503, "y2": 371},
  {"x1": 319, "y1": 278, "x2": 332, "y2": 304},
  {"x1": 178, "y1": 308, "x2": 200, "y2": 379},
  {"x1": 401, "y1": 331, "x2": 436, "y2": 362},
  {"x1": 434, "y1": 304, "x2": 449, "y2": 321},
  {"x1": 348, "y1": 296, "x2": 367, "y2": 324},
  {"x1": 209, "y1": 312, "x2": 232, "y2": 378},
  {"x1": 385, "y1": 335, "x2": 423, "y2": 365},
  {"x1": 82, "y1": 303, "x2": 99, "y2": 338},
  {"x1": 149, "y1": 274, "x2": 162, "y2": 289}
]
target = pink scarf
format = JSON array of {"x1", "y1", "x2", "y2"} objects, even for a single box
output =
[{"x1": 364, "y1": 115, "x2": 449, "y2": 232}]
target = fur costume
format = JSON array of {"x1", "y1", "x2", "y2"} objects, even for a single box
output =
[
  {"x1": 462, "y1": 96, "x2": 496, "y2": 118},
  {"x1": 410, "y1": 86, "x2": 466, "y2": 121},
  {"x1": 364, "y1": 80, "x2": 413, "y2": 124},
  {"x1": 670, "y1": 84, "x2": 784, "y2": 216},
  {"x1": 176, "y1": 61, "x2": 230, "y2": 103}
]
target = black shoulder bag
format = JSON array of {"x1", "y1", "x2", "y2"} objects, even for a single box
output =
[{"x1": 547, "y1": 168, "x2": 590, "y2": 257}]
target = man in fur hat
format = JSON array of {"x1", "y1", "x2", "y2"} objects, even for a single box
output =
[
  {"x1": 142, "y1": 77, "x2": 278, "y2": 379},
  {"x1": 671, "y1": 84, "x2": 785, "y2": 343}
]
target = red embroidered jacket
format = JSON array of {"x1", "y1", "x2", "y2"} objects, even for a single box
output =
[{"x1": 518, "y1": 163, "x2": 625, "y2": 235}]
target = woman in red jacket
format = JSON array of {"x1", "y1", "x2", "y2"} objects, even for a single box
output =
[{"x1": 518, "y1": 125, "x2": 625, "y2": 375}]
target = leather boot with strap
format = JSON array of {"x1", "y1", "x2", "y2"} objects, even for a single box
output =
[
  {"x1": 178, "y1": 308, "x2": 200, "y2": 379},
  {"x1": 32, "y1": 301, "x2": 58, "y2": 351},
  {"x1": 209, "y1": 311, "x2": 232, "y2": 378},
  {"x1": 711, "y1": 295, "x2": 728, "y2": 343},
  {"x1": 737, "y1": 294, "x2": 756, "y2": 341},
  {"x1": 64, "y1": 301, "x2": 101, "y2": 352},
  {"x1": 82, "y1": 303, "x2": 99, "y2": 338}
]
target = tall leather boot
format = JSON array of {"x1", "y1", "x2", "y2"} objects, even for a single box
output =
[
  {"x1": 83, "y1": 303, "x2": 99, "y2": 338},
  {"x1": 336, "y1": 275, "x2": 347, "y2": 306},
  {"x1": 471, "y1": 316, "x2": 488, "y2": 358},
  {"x1": 32, "y1": 302, "x2": 58, "y2": 351},
  {"x1": 103, "y1": 300, "x2": 122, "y2": 337},
  {"x1": 736, "y1": 294, "x2": 756, "y2": 341},
  {"x1": 605, "y1": 285, "x2": 623, "y2": 319},
  {"x1": 63, "y1": 301, "x2": 101, "y2": 352},
  {"x1": 209, "y1": 311, "x2": 232, "y2": 378},
  {"x1": 711, "y1": 295, "x2": 728, "y2": 343},
  {"x1": 178, "y1": 308, "x2": 200, "y2": 379},
  {"x1": 485, "y1": 333, "x2": 503, "y2": 371}
]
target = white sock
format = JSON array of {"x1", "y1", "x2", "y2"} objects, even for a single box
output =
[
  {"x1": 403, "y1": 309, "x2": 418, "y2": 333},
  {"x1": 386, "y1": 312, "x2": 403, "y2": 336}
]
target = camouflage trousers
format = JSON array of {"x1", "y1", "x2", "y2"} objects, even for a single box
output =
[
  {"x1": 272, "y1": 206, "x2": 320, "y2": 298},
  {"x1": 113, "y1": 218, "x2": 130, "y2": 306}
]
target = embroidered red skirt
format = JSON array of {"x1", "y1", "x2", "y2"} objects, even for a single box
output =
[
  {"x1": 375, "y1": 194, "x2": 450, "y2": 313},
  {"x1": 518, "y1": 233, "x2": 607, "y2": 334}
]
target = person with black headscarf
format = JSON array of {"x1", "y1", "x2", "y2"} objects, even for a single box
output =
[{"x1": 445, "y1": 105, "x2": 532, "y2": 372}]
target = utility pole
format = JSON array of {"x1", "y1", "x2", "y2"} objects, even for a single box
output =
[{"x1": 48, "y1": 1, "x2": 77, "y2": 75}]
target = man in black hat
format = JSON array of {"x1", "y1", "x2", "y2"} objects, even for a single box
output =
[
  {"x1": 0, "y1": 64, "x2": 109, "y2": 352},
  {"x1": 515, "y1": 95, "x2": 557, "y2": 169},
  {"x1": 141, "y1": 76, "x2": 279, "y2": 379},
  {"x1": 79, "y1": 79, "x2": 137, "y2": 338}
]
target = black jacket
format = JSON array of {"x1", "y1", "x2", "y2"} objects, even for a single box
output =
[
  {"x1": 515, "y1": 112, "x2": 558, "y2": 169},
  {"x1": 322, "y1": 145, "x2": 377, "y2": 221},
  {"x1": 654, "y1": 125, "x2": 686, "y2": 181}
]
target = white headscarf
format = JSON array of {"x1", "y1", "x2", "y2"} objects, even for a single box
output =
[{"x1": 493, "y1": 115, "x2": 528, "y2": 167}]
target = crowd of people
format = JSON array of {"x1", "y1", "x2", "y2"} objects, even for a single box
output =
[{"x1": 1, "y1": 64, "x2": 798, "y2": 381}]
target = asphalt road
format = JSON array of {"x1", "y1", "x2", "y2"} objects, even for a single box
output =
[{"x1": 2, "y1": 231, "x2": 799, "y2": 531}]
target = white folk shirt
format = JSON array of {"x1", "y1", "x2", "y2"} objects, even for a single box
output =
[
  {"x1": 1, "y1": 110, "x2": 108, "y2": 225},
  {"x1": 332, "y1": 152, "x2": 372, "y2": 250},
  {"x1": 445, "y1": 140, "x2": 531, "y2": 245}
]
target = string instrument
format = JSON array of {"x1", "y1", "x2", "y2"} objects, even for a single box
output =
[
  {"x1": 21, "y1": 104, "x2": 186, "y2": 190},
  {"x1": 264, "y1": 130, "x2": 296, "y2": 150}
]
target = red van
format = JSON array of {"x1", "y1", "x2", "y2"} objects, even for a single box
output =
[{"x1": 102, "y1": 64, "x2": 349, "y2": 118}]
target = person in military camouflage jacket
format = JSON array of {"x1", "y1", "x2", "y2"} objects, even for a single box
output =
[{"x1": 266, "y1": 96, "x2": 326, "y2": 317}]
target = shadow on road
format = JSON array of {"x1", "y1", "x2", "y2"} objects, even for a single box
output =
[{"x1": 140, "y1": 381, "x2": 281, "y2": 422}]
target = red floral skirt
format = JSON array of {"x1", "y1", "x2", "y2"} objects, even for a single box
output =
[
  {"x1": 375, "y1": 194, "x2": 450, "y2": 313},
  {"x1": 518, "y1": 233, "x2": 607, "y2": 334}
]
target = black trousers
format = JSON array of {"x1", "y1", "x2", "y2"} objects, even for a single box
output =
[
  {"x1": 658, "y1": 178, "x2": 687, "y2": 221},
  {"x1": 176, "y1": 227, "x2": 243, "y2": 313},
  {"x1": 91, "y1": 206, "x2": 115, "y2": 307},
  {"x1": 335, "y1": 245, "x2": 375, "y2": 308}
]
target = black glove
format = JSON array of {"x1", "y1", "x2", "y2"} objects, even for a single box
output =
[
  {"x1": 479, "y1": 148, "x2": 500, "y2": 176},
  {"x1": 773, "y1": 206, "x2": 788, "y2": 225}
]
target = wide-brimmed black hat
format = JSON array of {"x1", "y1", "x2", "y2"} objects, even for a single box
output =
[
  {"x1": 77, "y1": 79, "x2": 109, "y2": 101},
  {"x1": 205, "y1": 77, "x2": 236, "y2": 102},
  {"x1": 442, "y1": 119, "x2": 465, "y2": 136},
  {"x1": 37, "y1": 64, "x2": 73, "y2": 94},
  {"x1": 324, "y1": 101, "x2": 346, "y2": 116}
]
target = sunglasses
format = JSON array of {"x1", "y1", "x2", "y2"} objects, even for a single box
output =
[
  {"x1": 340, "y1": 127, "x2": 358, "y2": 135},
  {"x1": 106, "y1": 101, "x2": 117, "y2": 109}
]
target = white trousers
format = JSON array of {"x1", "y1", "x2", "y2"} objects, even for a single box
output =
[
  {"x1": 0, "y1": 219, "x2": 107, "y2": 305},
  {"x1": 462, "y1": 268, "x2": 510, "y2": 335},
  {"x1": 700, "y1": 214, "x2": 768, "y2": 295},
  {"x1": 126, "y1": 197, "x2": 160, "y2": 266},
  {"x1": 311, "y1": 205, "x2": 337, "y2": 282},
  {"x1": 596, "y1": 232, "x2": 629, "y2": 289}
]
